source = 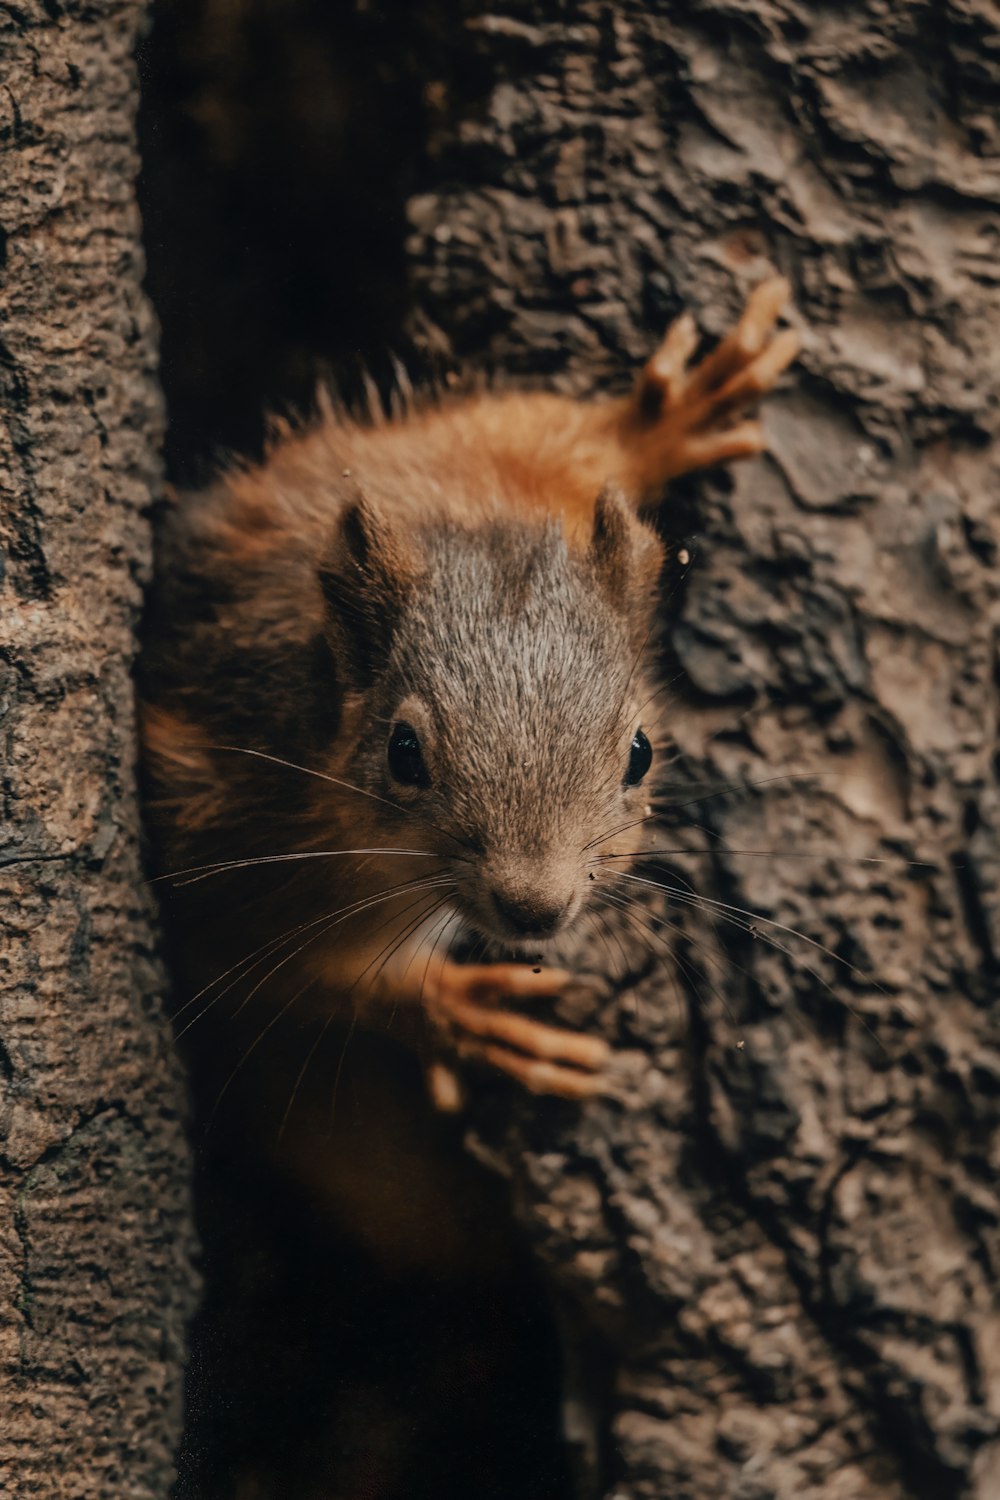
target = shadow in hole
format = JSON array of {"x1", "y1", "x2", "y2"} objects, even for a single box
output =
[
  {"x1": 137, "y1": 0, "x2": 494, "y2": 484},
  {"x1": 175, "y1": 1150, "x2": 573, "y2": 1500}
]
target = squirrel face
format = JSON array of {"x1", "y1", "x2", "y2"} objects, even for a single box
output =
[{"x1": 318, "y1": 488, "x2": 662, "y2": 950}]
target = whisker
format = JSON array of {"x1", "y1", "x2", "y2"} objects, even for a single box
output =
[
  {"x1": 400, "y1": 902, "x2": 457, "y2": 990},
  {"x1": 593, "y1": 888, "x2": 743, "y2": 1032},
  {"x1": 605, "y1": 870, "x2": 891, "y2": 1043},
  {"x1": 331, "y1": 892, "x2": 457, "y2": 1117},
  {"x1": 582, "y1": 812, "x2": 660, "y2": 854},
  {"x1": 584, "y1": 900, "x2": 634, "y2": 981},
  {"x1": 328, "y1": 1010, "x2": 360, "y2": 1131},
  {"x1": 170, "y1": 870, "x2": 448, "y2": 1027},
  {"x1": 354, "y1": 888, "x2": 457, "y2": 1001},
  {"x1": 614, "y1": 620, "x2": 657, "y2": 726},
  {"x1": 614, "y1": 868, "x2": 887, "y2": 996},
  {"x1": 659, "y1": 771, "x2": 828, "y2": 814},
  {"x1": 596, "y1": 888, "x2": 742, "y2": 1032},
  {"x1": 412, "y1": 903, "x2": 461, "y2": 1029},
  {"x1": 171, "y1": 913, "x2": 327, "y2": 1029},
  {"x1": 634, "y1": 667, "x2": 687, "y2": 724},
  {"x1": 279, "y1": 890, "x2": 453, "y2": 1145},
  {"x1": 152, "y1": 847, "x2": 441, "y2": 886},
  {"x1": 582, "y1": 906, "x2": 642, "y2": 1020},
  {"x1": 229, "y1": 879, "x2": 455, "y2": 1028},
  {"x1": 583, "y1": 771, "x2": 837, "y2": 859},
  {"x1": 580, "y1": 906, "x2": 615, "y2": 969},
  {"x1": 206, "y1": 743, "x2": 470, "y2": 852},
  {"x1": 593, "y1": 888, "x2": 695, "y2": 1032},
  {"x1": 173, "y1": 875, "x2": 454, "y2": 1039},
  {"x1": 407, "y1": 900, "x2": 460, "y2": 1007},
  {"x1": 278, "y1": 1008, "x2": 337, "y2": 1146},
  {"x1": 206, "y1": 976, "x2": 318, "y2": 1131},
  {"x1": 589, "y1": 847, "x2": 935, "y2": 867}
]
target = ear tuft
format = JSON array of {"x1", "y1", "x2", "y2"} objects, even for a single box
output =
[
  {"x1": 319, "y1": 488, "x2": 418, "y2": 688},
  {"x1": 588, "y1": 484, "x2": 635, "y2": 606},
  {"x1": 587, "y1": 482, "x2": 663, "y2": 639},
  {"x1": 335, "y1": 497, "x2": 391, "y2": 585}
]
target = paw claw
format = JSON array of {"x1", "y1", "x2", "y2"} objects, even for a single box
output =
[
  {"x1": 680, "y1": 419, "x2": 765, "y2": 471},
  {"x1": 647, "y1": 311, "x2": 700, "y2": 398},
  {"x1": 621, "y1": 276, "x2": 799, "y2": 489},
  {"x1": 479, "y1": 1045, "x2": 609, "y2": 1100},
  {"x1": 735, "y1": 274, "x2": 791, "y2": 354},
  {"x1": 426, "y1": 1059, "x2": 466, "y2": 1113},
  {"x1": 462, "y1": 963, "x2": 572, "y2": 1001}
]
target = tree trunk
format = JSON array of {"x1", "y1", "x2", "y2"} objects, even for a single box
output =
[
  {"x1": 0, "y1": 4, "x2": 197, "y2": 1495},
  {"x1": 404, "y1": 5, "x2": 1000, "y2": 1498}
]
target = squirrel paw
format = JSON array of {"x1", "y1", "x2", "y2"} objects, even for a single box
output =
[
  {"x1": 424, "y1": 960, "x2": 610, "y2": 1105},
  {"x1": 625, "y1": 275, "x2": 800, "y2": 482}
]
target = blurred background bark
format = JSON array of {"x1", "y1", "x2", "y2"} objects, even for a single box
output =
[
  {"x1": 0, "y1": 2, "x2": 197, "y2": 1496},
  {"x1": 132, "y1": 0, "x2": 1000, "y2": 1496}
]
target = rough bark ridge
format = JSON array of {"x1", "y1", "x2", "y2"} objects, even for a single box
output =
[
  {"x1": 0, "y1": 3, "x2": 197, "y2": 1495},
  {"x1": 405, "y1": 5, "x2": 1000, "y2": 1497}
]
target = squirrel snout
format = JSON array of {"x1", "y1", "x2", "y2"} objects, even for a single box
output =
[{"x1": 491, "y1": 890, "x2": 570, "y2": 940}]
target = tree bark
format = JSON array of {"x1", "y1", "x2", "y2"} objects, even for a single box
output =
[
  {"x1": 404, "y1": 6, "x2": 1000, "y2": 1498},
  {"x1": 0, "y1": 4, "x2": 197, "y2": 1495}
]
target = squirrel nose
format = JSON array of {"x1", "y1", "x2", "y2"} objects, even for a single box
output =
[{"x1": 492, "y1": 891, "x2": 568, "y2": 938}]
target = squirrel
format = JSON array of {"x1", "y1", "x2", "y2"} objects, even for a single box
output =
[{"x1": 140, "y1": 278, "x2": 798, "y2": 1263}]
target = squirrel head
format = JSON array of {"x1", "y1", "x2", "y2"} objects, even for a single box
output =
[{"x1": 317, "y1": 485, "x2": 663, "y2": 949}]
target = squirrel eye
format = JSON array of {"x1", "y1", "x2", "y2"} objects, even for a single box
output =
[
  {"x1": 625, "y1": 728, "x2": 652, "y2": 787},
  {"x1": 388, "y1": 722, "x2": 429, "y2": 788}
]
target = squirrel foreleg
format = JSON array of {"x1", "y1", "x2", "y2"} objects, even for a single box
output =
[{"x1": 616, "y1": 275, "x2": 801, "y2": 495}]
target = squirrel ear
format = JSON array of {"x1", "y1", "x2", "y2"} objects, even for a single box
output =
[
  {"x1": 588, "y1": 484, "x2": 662, "y2": 622},
  {"x1": 318, "y1": 489, "x2": 418, "y2": 688},
  {"x1": 588, "y1": 484, "x2": 633, "y2": 605}
]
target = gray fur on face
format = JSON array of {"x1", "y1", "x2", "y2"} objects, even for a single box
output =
[{"x1": 336, "y1": 509, "x2": 656, "y2": 945}]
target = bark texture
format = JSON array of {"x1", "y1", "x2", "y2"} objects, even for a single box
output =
[
  {"x1": 0, "y1": 4, "x2": 197, "y2": 1495},
  {"x1": 402, "y1": 6, "x2": 1000, "y2": 1498}
]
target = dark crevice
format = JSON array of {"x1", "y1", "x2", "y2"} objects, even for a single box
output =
[
  {"x1": 952, "y1": 837, "x2": 998, "y2": 975},
  {"x1": 0, "y1": 848, "x2": 75, "y2": 869},
  {"x1": 12, "y1": 1198, "x2": 34, "y2": 1333},
  {"x1": 135, "y1": 0, "x2": 493, "y2": 485}
]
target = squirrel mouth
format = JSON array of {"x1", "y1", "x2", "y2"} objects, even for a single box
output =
[{"x1": 481, "y1": 890, "x2": 579, "y2": 949}]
